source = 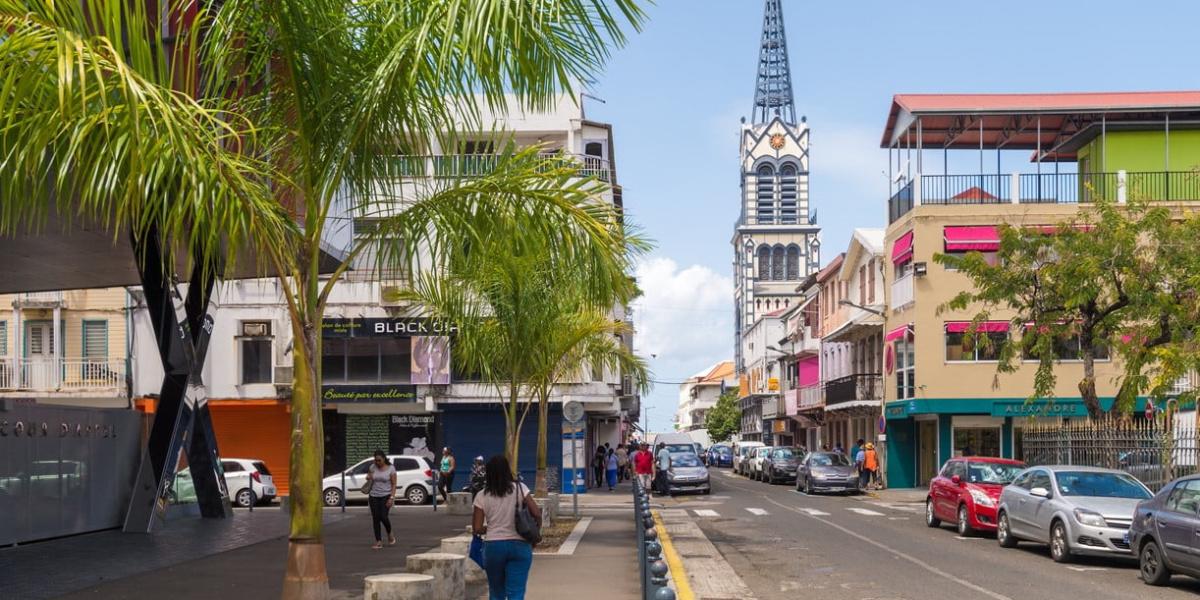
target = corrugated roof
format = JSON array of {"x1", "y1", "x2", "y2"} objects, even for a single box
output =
[
  {"x1": 700, "y1": 361, "x2": 735, "y2": 383},
  {"x1": 893, "y1": 91, "x2": 1200, "y2": 114}
]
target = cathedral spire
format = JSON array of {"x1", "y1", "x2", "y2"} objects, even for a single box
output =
[{"x1": 751, "y1": 0, "x2": 796, "y2": 125}]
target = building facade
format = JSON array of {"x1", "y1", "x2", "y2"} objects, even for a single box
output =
[{"x1": 676, "y1": 361, "x2": 735, "y2": 433}]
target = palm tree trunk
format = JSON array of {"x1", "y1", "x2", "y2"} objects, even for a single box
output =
[
  {"x1": 282, "y1": 299, "x2": 330, "y2": 599},
  {"x1": 534, "y1": 391, "x2": 549, "y2": 497}
]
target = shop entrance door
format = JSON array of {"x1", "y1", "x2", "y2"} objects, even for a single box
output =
[{"x1": 917, "y1": 420, "x2": 938, "y2": 486}]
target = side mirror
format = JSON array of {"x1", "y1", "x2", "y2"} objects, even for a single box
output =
[
  {"x1": 1030, "y1": 487, "x2": 1051, "y2": 499},
  {"x1": 951, "y1": 475, "x2": 962, "y2": 485}
]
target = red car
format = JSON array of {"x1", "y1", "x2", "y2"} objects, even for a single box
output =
[{"x1": 925, "y1": 457, "x2": 1026, "y2": 536}]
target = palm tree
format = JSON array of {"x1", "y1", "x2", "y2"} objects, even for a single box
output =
[{"x1": 0, "y1": 1, "x2": 647, "y2": 598}]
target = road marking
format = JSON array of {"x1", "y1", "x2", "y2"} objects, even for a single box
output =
[
  {"x1": 889, "y1": 517, "x2": 910, "y2": 521},
  {"x1": 746, "y1": 508, "x2": 769, "y2": 516},
  {"x1": 874, "y1": 502, "x2": 921, "y2": 512},
  {"x1": 762, "y1": 496, "x2": 1015, "y2": 600},
  {"x1": 847, "y1": 508, "x2": 885, "y2": 516},
  {"x1": 954, "y1": 535, "x2": 986, "y2": 540},
  {"x1": 1066, "y1": 566, "x2": 1108, "y2": 572},
  {"x1": 556, "y1": 517, "x2": 592, "y2": 555},
  {"x1": 798, "y1": 507, "x2": 830, "y2": 516},
  {"x1": 694, "y1": 509, "x2": 720, "y2": 517}
]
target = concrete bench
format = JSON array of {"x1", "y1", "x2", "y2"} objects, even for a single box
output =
[
  {"x1": 446, "y1": 491, "x2": 474, "y2": 515},
  {"x1": 364, "y1": 573, "x2": 433, "y2": 600},
  {"x1": 406, "y1": 552, "x2": 466, "y2": 600}
]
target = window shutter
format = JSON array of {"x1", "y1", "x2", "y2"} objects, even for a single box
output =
[{"x1": 83, "y1": 321, "x2": 108, "y2": 359}]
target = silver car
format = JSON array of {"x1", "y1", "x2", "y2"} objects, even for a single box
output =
[{"x1": 996, "y1": 465, "x2": 1153, "y2": 562}]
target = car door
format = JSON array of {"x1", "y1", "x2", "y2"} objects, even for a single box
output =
[
  {"x1": 931, "y1": 460, "x2": 957, "y2": 520},
  {"x1": 1157, "y1": 479, "x2": 1200, "y2": 573},
  {"x1": 1021, "y1": 470, "x2": 1055, "y2": 542},
  {"x1": 1004, "y1": 470, "x2": 1037, "y2": 538},
  {"x1": 346, "y1": 459, "x2": 372, "y2": 499},
  {"x1": 393, "y1": 457, "x2": 420, "y2": 494},
  {"x1": 221, "y1": 460, "x2": 246, "y2": 493}
]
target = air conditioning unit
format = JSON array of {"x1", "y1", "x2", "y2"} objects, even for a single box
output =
[{"x1": 274, "y1": 366, "x2": 294, "y2": 383}]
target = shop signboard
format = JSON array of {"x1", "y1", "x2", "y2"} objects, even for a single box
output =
[{"x1": 321, "y1": 384, "x2": 418, "y2": 404}]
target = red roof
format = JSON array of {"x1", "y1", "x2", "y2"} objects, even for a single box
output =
[
  {"x1": 881, "y1": 91, "x2": 1200, "y2": 157},
  {"x1": 950, "y1": 187, "x2": 998, "y2": 201}
]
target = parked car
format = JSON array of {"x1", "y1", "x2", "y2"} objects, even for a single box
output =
[
  {"x1": 172, "y1": 458, "x2": 276, "y2": 507},
  {"x1": 732, "y1": 441, "x2": 764, "y2": 476},
  {"x1": 761, "y1": 446, "x2": 804, "y2": 485},
  {"x1": 1120, "y1": 448, "x2": 1193, "y2": 490},
  {"x1": 707, "y1": 445, "x2": 733, "y2": 468},
  {"x1": 1129, "y1": 473, "x2": 1200, "y2": 586},
  {"x1": 747, "y1": 446, "x2": 772, "y2": 481},
  {"x1": 796, "y1": 452, "x2": 859, "y2": 494},
  {"x1": 655, "y1": 433, "x2": 701, "y2": 457},
  {"x1": 926, "y1": 457, "x2": 1026, "y2": 536},
  {"x1": 996, "y1": 465, "x2": 1152, "y2": 562},
  {"x1": 321, "y1": 455, "x2": 436, "y2": 507},
  {"x1": 665, "y1": 452, "x2": 710, "y2": 496}
]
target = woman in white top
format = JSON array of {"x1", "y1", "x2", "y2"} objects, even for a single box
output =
[
  {"x1": 367, "y1": 450, "x2": 397, "y2": 549},
  {"x1": 472, "y1": 455, "x2": 542, "y2": 600}
]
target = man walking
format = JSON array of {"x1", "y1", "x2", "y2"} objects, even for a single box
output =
[
  {"x1": 654, "y1": 443, "x2": 672, "y2": 496},
  {"x1": 633, "y1": 443, "x2": 654, "y2": 492}
]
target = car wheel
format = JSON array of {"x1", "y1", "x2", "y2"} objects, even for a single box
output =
[
  {"x1": 996, "y1": 511, "x2": 1018, "y2": 548},
  {"x1": 957, "y1": 504, "x2": 974, "y2": 537},
  {"x1": 1140, "y1": 539, "x2": 1172, "y2": 586},
  {"x1": 805, "y1": 477, "x2": 815, "y2": 495},
  {"x1": 925, "y1": 499, "x2": 941, "y2": 527},
  {"x1": 234, "y1": 488, "x2": 253, "y2": 508},
  {"x1": 1050, "y1": 520, "x2": 1073, "y2": 563},
  {"x1": 405, "y1": 485, "x2": 428, "y2": 505},
  {"x1": 323, "y1": 488, "x2": 342, "y2": 507},
  {"x1": 766, "y1": 471, "x2": 775, "y2": 485},
  {"x1": 702, "y1": 488, "x2": 711, "y2": 495}
]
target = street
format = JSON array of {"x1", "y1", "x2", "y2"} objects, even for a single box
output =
[{"x1": 658, "y1": 468, "x2": 1200, "y2": 600}]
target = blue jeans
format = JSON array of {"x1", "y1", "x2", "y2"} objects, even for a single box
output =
[
  {"x1": 606, "y1": 468, "x2": 618, "y2": 489},
  {"x1": 483, "y1": 539, "x2": 533, "y2": 600}
]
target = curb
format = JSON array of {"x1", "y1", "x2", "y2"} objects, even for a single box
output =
[
  {"x1": 651, "y1": 510, "x2": 695, "y2": 600},
  {"x1": 555, "y1": 517, "x2": 592, "y2": 555}
]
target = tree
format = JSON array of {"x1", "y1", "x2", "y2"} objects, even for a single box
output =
[
  {"x1": 936, "y1": 197, "x2": 1197, "y2": 420},
  {"x1": 705, "y1": 389, "x2": 741, "y2": 443},
  {"x1": 0, "y1": 2, "x2": 647, "y2": 598}
]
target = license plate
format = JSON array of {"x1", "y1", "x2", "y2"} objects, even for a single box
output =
[
  {"x1": 1124, "y1": 532, "x2": 1130, "y2": 543},
  {"x1": 828, "y1": 486, "x2": 845, "y2": 491}
]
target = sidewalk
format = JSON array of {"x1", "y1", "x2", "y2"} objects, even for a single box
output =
[{"x1": 0, "y1": 484, "x2": 643, "y2": 600}]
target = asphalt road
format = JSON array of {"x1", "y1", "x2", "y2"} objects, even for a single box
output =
[{"x1": 661, "y1": 468, "x2": 1200, "y2": 600}]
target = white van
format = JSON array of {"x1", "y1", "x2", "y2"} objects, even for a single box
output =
[
  {"x1": 732, "y1": 441, "x2": 765, "y2": 476},
  {"x1": 654, "y1": 432, "x2": 700, "y2": 457}
]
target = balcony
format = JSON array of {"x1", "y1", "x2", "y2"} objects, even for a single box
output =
[
  {"x1": 381, "y1": 153, "x2": 613, "y2": 183},
  {"x1": 798, "y1": 383, "x2": 822, "y2": 410},
  {"x1": 0, "y1": 358, "x2": 126, "y2": 394},
  {"x1": 824, "y1": 374, "x2": 883, "y2": 408},
  {"x1": 761, "y1": 395, "x2": 780, "y2": 419},
  {"x1": 888, "y1": 171, "x2": 1200, "y2": 224},
  {"x1": 891, "y1": 273, "x2": 914, "y2": 311},
  {"x1": 12, "y1": 291, "x2": 64, "y2": 309}
]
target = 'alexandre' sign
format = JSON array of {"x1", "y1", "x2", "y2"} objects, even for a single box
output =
[
  {"x1": 322, "y1": 318, "x2": 459, "y2": 338},
  {"x1": 992, "y1": 402, "x2": 1085, "y2": 418}
]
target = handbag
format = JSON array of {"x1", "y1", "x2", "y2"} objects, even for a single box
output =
[
  {"x1": 513, "y1": 485, "x2": 542, "y2": 546},
  {"x1": 361, "y1": 468, "x2": 374, "y2": 495},
  {"x1": 468, "y1": 533, "x2": 485, "y2": 568}
]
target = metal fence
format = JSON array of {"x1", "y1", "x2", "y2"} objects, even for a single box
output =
[
  {"x1": 1020, "y1": 420, "x2": 1199, "y2": 492},
  {"x1": 632, "y1": 478, "x2": 675, "y2": 600}
]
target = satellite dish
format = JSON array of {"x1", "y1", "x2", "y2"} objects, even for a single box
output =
[{"x1": 892, "y1": 160, "x2": 910, "y2": 183}]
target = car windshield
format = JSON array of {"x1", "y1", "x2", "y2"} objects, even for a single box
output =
[
  {"x1": 809, "y1": 453, "x2": 850, "y2": 467},
  {"x1": 1055, "y1": 471, "x2": 1152, "y2": 499},
  {"x1": 671, "y1": 454, "x2": 702, "y2": 467},
  {"x1": 773, "y1": 448, "x2": 800, "y2": 459},
  {"x1": 665, "y1": 444, "x2": 695, "y2": 454},
  {"x1": 966, "y1": 462, "x2": 1023, "y2": 485},
  {"x1": 713, "y1": 446, "x2": 731, "y2": 455}
]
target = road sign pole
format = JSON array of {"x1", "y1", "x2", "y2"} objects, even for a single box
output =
[{"x1": 572, "y1": 426, "x2": 579, "y2": 519}]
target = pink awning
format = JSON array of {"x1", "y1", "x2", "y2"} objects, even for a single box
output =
[
  {"x1": 1032, "y1": 224, "x2": 1095, "y2": 235},
  {"x1": 885, "y1": 323, "x2": 913, "y2": 342},
  {"x1": 891, "y1": 231, "x2": 914, "y2": 264},
  {"x1": 944, "y1": 226, "x2": 999, "y2": 252},
  {"x1": 945, "y1": 321, "x2": 1009, "y2": 333}
]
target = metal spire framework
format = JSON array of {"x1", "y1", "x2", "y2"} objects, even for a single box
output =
[{"x1": 752, "y1": 0, "x2": 796, "y2": 125}]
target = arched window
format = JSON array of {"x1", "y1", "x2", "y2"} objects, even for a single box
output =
[
  {"x1": 756, "y1": 165, "x2": 775, "y2": 224},
  {"x1": 757, "y1": 245, "x2": 771, "y2": 280},
  {"x1": 779, "y1": 164, "x2": 798, "y2": 224},
  {"x1": 772, "y1": 245, "x2": 785, "y2": 280},
  {"x1": 786, "y1": 245, "x2": 801, "y2": 280}
]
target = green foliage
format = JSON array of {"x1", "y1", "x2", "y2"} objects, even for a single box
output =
[{"x1": 705, "y1": 389, "x2": 741, "y2": 444}]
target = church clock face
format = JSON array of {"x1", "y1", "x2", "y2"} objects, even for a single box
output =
[{"x1": 769, "y1": 134, "x2": 785, "y2": 149}]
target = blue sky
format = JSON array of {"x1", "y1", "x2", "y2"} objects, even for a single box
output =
[{"x1": 584, "y1": 0, "x2": 1200, "y2": 434}]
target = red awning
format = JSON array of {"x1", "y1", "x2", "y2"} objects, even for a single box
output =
[
  {"x1": 891, "y1": 231, "x2": 914, "y2": 264},
  {"x1": 945, "y1": 321, "x2": 1009, "y2": 333},
  {"x1": 944, "y1": 226, "x2": 1000, "y2": 252},
  {"x1": 885, "y1": 323, "x2": 913, "y2": 342}
]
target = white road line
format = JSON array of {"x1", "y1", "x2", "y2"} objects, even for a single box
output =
[
  {"x1": 954, "y1": 535, "x2": 986, "y2": 540},
  {"x1": 798, "y1": 507, "x2": 830, "y2": 516},
  {"x1": 1066, "y1": 566, "x2": 1108, "y2": 572},
  {"x1": 694, "y1": 509, "x2": 720, "y2": 517},
  {"x1": 556, "y1": 516, "x2": 592, "y2": 555},
  {"x1": 762, "y1": 496, "x2": 1016, "y2": 600},
  {"x1": 875, "y1": 503, "x2": 920, "y2": 512},
  {"x1": 847, "y1": 507, "x2": 885, "y2": 516},
  {"x1": 746, "y1": 508, "x2": 769, "y2": 516}
]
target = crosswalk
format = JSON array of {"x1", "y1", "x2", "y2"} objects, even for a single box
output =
[{"x1": 685, "y1": 501, "x2": 920, "y2": 519}]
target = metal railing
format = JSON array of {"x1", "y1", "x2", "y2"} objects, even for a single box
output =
[
  {"x1": 799, "y1": 383, "x2": 823, "y2": 410},
  {"x1": 1020, "y1": 420, "x2": 1198, "y2": 492},
  {"x1": 891, "y1": 273, "x2": 914, "y2": 310},
  {"x1": 379, "y1": 152, "x2": 613, "y2": 182},
  {"x1": 824, "y1": 373, "x2": 883, "y2": 406},
  {"x1": 0, "y1": 358, "x2": 126, "y2": 392},
  {"x1": 632, "y1": 478, "x2": 675, "y2": 600},
  {"x1": 12, "y1": 291, "x2": 64, "y2": 307}
]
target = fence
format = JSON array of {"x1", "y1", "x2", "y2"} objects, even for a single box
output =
[
  {"x1": 632, "y1": 478, "x2": 675, "y2": 600},
  {"x1": 1020, "y1": 420, "x2": 1199, "y2": 492}
]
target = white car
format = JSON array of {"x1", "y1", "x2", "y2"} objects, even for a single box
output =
[
  {"x1": 732, "y1": 441, "x2": 764, "y2": 476},
  {"x1": 222, "y1": 458, "x2": 277, "y2": 507},
  {"x1": 748, "y1": 447, "x2": 772, "y2": 481},
  {"x1": 322, "y1": 455, "x2": 436, "y2": 507}
]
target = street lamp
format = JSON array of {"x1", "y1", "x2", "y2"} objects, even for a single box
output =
[{"x1": 838, "y1": 299, "x2": 885, "y2": 317}]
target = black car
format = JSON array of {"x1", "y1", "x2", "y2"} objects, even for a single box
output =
[
  {"x1": 1129, "y1": 474, "x2": 1200, "y2": 586},
  {"x1": 796, "y1": 452, "x2": 859, "y2": 495},
  {"x1": 761, "y1": 446, "x2": 804, "y2": 485}
]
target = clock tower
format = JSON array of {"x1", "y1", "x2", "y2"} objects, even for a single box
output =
[{"x1": 732, "y1": 0, "x2": 820, "y2": 371}]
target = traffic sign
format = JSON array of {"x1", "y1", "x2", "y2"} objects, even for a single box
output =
[
  {"x1": 878, "y1": 416, "x2": 887, "y2": 434},
  {"x1": 563, "y1": 400, "x2": 585, "y2": 423},
  {"x1": 1145, "y1": 402, "x2": 1155, "y2": 421}
]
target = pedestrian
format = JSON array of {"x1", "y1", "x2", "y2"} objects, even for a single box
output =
[
  {"x1": 633, "y1": 443, "x2": 654, "y2": 491},
  {"x1": 439, "y1": 447, "x2": 457, "y2": 502},
  {"x1": 834, "y1": 442, "x2": 844, "y2": 453},
  {"x1": 472, "y1": 454, "x2": 542, "y2": 600},
  {"x1": 592, "y1": 446, "x2": 606, "y2": 489},
  {"x1": 654, "y1": 442, "x2": 672, "y2": 496},
  {"x1": 605, "y1": 447, "x2": 619, "y2": 491},
  {"x1": 615, "y1": 444, "x2": 629, "y2": 482},
  {"x1": 860, "y1": 443, "x2": 879, "y2": 490},
  {"x1": 466, "y1": 456, "x2": 486, "y2": 498},
  {"x1": 850, "y1": 439, "x2": 864, "y2": 468},
  {"x1": 366, "y1": 450, "x2": 397, "y2": 549}
]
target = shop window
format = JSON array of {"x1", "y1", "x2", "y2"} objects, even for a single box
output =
[
  {"x1": 953, "y1": 428, "x2": 1000, "y2": 458},
  {"x1": 894, "y1": 333, "x2": 916, "y2": 400},
  {"x1": 942, "y1": 250, "x2": 1000, "y2": 270},
  {"x1": 323, "y1": 338, "x2": 413, "y2": 383},
  {"x1": 945, "y1": 330, "x2": 1008, "y2": 362},
  {"x1": 1022, "y1": 332, "x2": 1110, "y2": 362},
  {"x1": 239, "y1": 321, "x2": 273, "y2": 384}
]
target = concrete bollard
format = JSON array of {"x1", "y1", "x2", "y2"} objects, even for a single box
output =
[
  {"x1": 446, "y1": 492, "x2": 474, "y2": 515},
  {"x1": 534, "y1": 498, "x2": 555, "y2": 527},
  {"x1": 440, "y1": 535, "x2": 487, "y2": 584},
  {"x1": 406, "y1": 552, "x2": 466, "y2": 600},
  {"x1": 364, "y1": 573, "x2": 434, "y2": 600},
  {"x1": 278, "y1": 495, "x2": 290, "y2": 514}
]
